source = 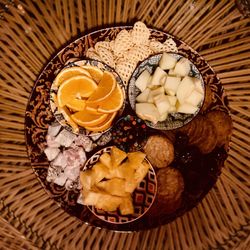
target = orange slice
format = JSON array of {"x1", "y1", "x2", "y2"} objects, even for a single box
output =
[
  {"x1": 81, "y1": 65, "x2": 103, "y2": 83},
  {"x1": 54, "y1": 66, "x2": 91, "y2": 87},
  {"x1": 52, "y1": 93, "x2": 79, "y2": 133},
  {"x1": 66, "y1": 99, "x2": 86, "y2": 111},
  {"x1": 87, "y1": 71, "x2": 116, "y2": 104},
  {"x1": 85, "y1": 112, "x2": 117, "y2": 132},
  {"x1": 57, "y1": 75, "x2": 97, "y2": 108},
  {"x1": 71, "y1": 109, "x2": 108, "y2": 127},
  {"x1": 85, "y1": 84, "x2": 124, "y2": 114}
]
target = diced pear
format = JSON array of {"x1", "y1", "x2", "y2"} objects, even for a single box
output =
[
  {"x1": 185, "y1": 89, "x2": 204, "y2": 106},
  {"x1": 164, "y1": 76, "x2": 181, "y2": 96},
  {"x1": 136, "y1": 88, "x2": 150, "y2": 103},
  {"x1": 159, "y1": 52, "x2": 177, "y2": 70},
  {"x1": 169, "y1": 105, "x2": 177, "y2": 113},
  {"x1": 158, "y1": 112, "x2": 168, "y2": 122},
  {"x1": 166, "y1": 95, "x2": 177, "y2": 106},
  {"x1": 110, "y1": 146, "x2": 127, "y2": 168},
  {"x1": 193, "y1": 78, "x2": 204, "y2": 94},
  {"x1": 177, "y1": 103, "x2": 198, "y2": 114},
  {"x1": 119, "y1": 197, "x2": 134, "y2": 215},
  {"x1": 146, "y1": 87, "x2": 166, "y2": 103},
  {"x1": 168, "y1": 69, "x2": 175, "y2": 75},
  {"x1": 176, "y1": 76, "x2": 195, "y2": 103},
  {"x1": 135, "y1": 70, "x2": 151, "y2": 92},
  {"x1": 135, "y1": 103, "x2": 160, "y2": 124},
  {"x1": 150, "y1": 67, "x2": 167, "y2": 86},
  {"x1": 174, "y1": 58, "x2": 191, "y2": 77},
  {"x1": 154, "y1": 95, "x2": 171, "y2": 115}
]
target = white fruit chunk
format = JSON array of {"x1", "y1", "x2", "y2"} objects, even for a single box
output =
[
  {"x1": 169, "y1": 105, "x2": 177, "y2": 113},
  {"x1": 158, "y1": 112, "x2": 168, "y2": 121},
  {"x1": 154, "y1": 95, "x2": 171, "y2": 115},
  {"x1": 193, "y1": 78, "x2": 204, "y2": 94},
  {"x1": 164, "y1": 76, "x2": 181, "y2": 96},
  {"x1": 166, "y1": 96, "x2": 177, "y2": 106},
  {"x1": 147, "y1": 87, "x2": 165, "y2": 103},
  {"x1": 135, "y1": 70, "x2": 151, "y2": 92},
  {"x1": 185, "y1": 89, "x2": 203, "y2": 106},
  {"x1": 176, "y1": 76, "x2": 195, "y2": 103},
  {"x1": 177, "y1": 103, "x2": 198, "y2": 114},
  {"x1": 136, "y1": 103, "x2": 160, "y2": 124},
  {"x1": 168, "y1": 69, "x2": 175, "y2": 75},
  {"x1": 159, "y1": 52, "x2": 177, "y2": 70},
  {"x1": 174, "y1": 58, "x2": 191, "y2": 77},
  {"x1": 136, "y1": 88, "x2": 150, "y2": 103},
  {"x1": 150, "y1": 67, "x2": 167, "y2": 86}
]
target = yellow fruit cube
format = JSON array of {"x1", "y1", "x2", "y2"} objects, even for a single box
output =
[
  {"x1": 80, "y1": 170, "x2": 95, "y2": 190},
  {"x1": 127, "y1": 151, "x2": 146, "y2": 169},
  {"x1": 99, "y1": 153, "x2": 112, "y2": 168},
  {"x1": 134, "y1": 161, "x2": 150, "y2": 184},
  {"x1": 92, "y1": 162, "x2": 109, "y2": 183},
  {"x1": 119, "y1": 197, "x2": 134, "y2": 215},
  {"x1": 95, "y1": 194, "x2": 122, "y2": 211},
  {"x1": 110, "y1": 147, "x2": 127, "y2": 167}
]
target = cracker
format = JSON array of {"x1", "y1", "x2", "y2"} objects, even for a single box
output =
[
  {"x1": 115, "y1": 58, "x2": 137, "y2": 84},
  {"x1": 114, "y1": 29, "x2": 133, "y2": 57},
  {"x1": 125, "y1": 45, "x2": 153, "y2": 63},
  {"x1": 86, "y1": 47, "x2": 102, "y2": 61},
  {"x1": 94, "y1": 41, "x2": 111, "y2": 51},
  {"x1": 163, "y1": 38, "x2": 178, "y2": 52},
  {"x1": 131, "y1": 21, "x2": 150, "y2": 45},
  {"x1": 97, "y1": 47, "x2": 115, "y2": 68}
]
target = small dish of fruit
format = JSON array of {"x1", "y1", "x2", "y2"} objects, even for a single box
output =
[{"x1": 128, "y1": 52, "x2": 205, "y2": 130}]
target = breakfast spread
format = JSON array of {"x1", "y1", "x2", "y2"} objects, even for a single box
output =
[{"x1": 33, "y1": 21, "x2": 232, "y2": 229}]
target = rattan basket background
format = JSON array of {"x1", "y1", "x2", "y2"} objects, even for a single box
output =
[{"x1": 0, "y1": 0, "x2": 249, "y2": 249}]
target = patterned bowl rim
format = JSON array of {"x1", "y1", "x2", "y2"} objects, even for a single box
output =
[
  {"x1": 49, "y1": 58, "x2": 126, "y2": 136},
  {"x1": 127, "y1": 52, "x2": 205, "y2": 131},
  {"x1": 82, "y1": 146, "x2": 158, "y2": 224}
]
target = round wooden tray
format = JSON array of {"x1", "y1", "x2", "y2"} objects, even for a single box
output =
[{"x1": 0, "y1": 0, "x2": 249, "y2": 249}]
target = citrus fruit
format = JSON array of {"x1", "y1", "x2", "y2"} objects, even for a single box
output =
[
  {"x1": 54, "y1": 66, "x2": 91, "y2": 87},
  {"x1": 51, "y1": 93, "x2": 79, "y2": 133},
  {"x1": 81, "y1": 65, "x2": 103, "y2": 83},
  {"x1": 66, "y1": 99, "x2": 86, "y2": 111},
  {"x1": 84, "y1": 112, "x2": 117, "y2": 132},
  {"x1": 87, "y1": 71, "x2": 116, "y2": 104},
  {"x1": 97, "y1": 84, "x2": 124, "y2": 113},
  {"x1": 71, "y1": 109, "x2": 108, "y2": 127},
  {"x1": 57, "y1": 75, "x2": 97, "y2": 107}
]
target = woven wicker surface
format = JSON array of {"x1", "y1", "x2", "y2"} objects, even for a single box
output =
[{"x1": 0, "y1": 0, "x2": 249, "y2": 249}]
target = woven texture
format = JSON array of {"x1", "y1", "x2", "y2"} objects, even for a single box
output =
[{"x1": 0, "y1": 0, "x2": 249, "y2": 249}]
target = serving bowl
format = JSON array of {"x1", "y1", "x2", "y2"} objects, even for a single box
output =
[{"x1": 128, "y1": 53, "x2": 205, "y2": 130}]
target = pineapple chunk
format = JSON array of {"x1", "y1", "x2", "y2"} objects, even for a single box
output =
[
  {"x1": 119, "y1": 197, "x2": 134, "y2": 215},
  {"x1": 82, "y1": 190, "x2": 101, "y2": 206},
  {"x1": 114, "y1": 162, "x2": 135, "y2": 180},
  {"x1": 127, "y1": 151, "x2": 146, "y2": 169},
  {"x1": 134, "y1": 162, "x2": 150, "y2": 184},
  {"x1": 80, "y1": 170, "x2": 95, "y2": 190},
  {"x1": 97, "y1": 178, "x2": 128, "y2": 196},
  {"x1": 95, "y1": 194, "x2": 122, "y2": 211},
  {"x1": 99, "y1": 153, "x2": 112, "y2": 168},
  {"x1": 111, "y1": 147, "x2": 127, "y2": 168},
  {"x1": 92, "y1": 162, "x2": 109, "y2": 183},
  {"x1": 125, "y1": 179, "x2": 138, "y2": 193}
]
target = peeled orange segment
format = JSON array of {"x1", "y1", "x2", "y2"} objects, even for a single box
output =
[
  {"x1": 97, "y1": 84, "x2": 124, "y2": 113},
  {"x1": 85, "y1": 112, "x2": 117, "y2": 132},
  {"x1": 81, "y1": 65, "x2": 103, "y2": 83},
  {"x1": 57, "y1": 75, "x2": 97, "y2": 108},
  {"x1": 66, "y1": 99, "x2": 86, "y2": 111},
  {"x1": 71, "y1": 109, "x2": 108, "y2": 127},
  {"x1": 54, "y1": 66, "x2": 91, "y2": 87},
  {"x1": 87, "y1": 71, "x2": 117, "y2": 104},
  {"x1": 52, "y1": 93, "x2": 79, "y2": 133}
]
